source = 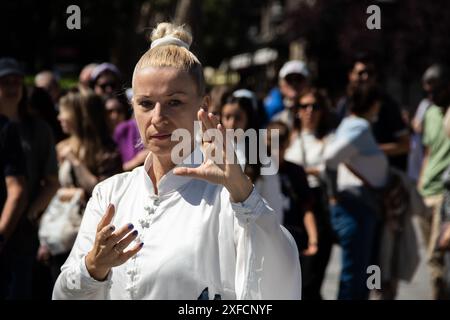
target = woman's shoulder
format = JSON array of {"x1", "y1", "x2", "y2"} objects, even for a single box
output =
[
  {"x1": 56, "y1": 138, "x2": 71, "y2": 152},
  {"x1": 337, "y1": 117, "x2": 370, "y2": 138},
  {"x1": 93, "y1": 165, "x2": 143, "y2": 196}
]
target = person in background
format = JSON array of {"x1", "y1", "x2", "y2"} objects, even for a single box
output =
[
  {"x1": 28, "y1": 86, "x2": 65, "y2": 142},
  {"x1": 418, "y1": 64, "x2": 450, "y2": 300},
  {"x1": 0, "y1": 115, "x2": 27, "y2": 300},
  {"x1": 90, "y1": 63, "x2": 121, "y2": 99},
  {"x1": 105, "y1": 95, "x2": 130, "y2": 134},
  {"x1": 408, "y1": 65, "x2": 441, "y2": 183},
  {"x1": 266, "y1": 120, "x2": 320, "y2": 299},
  {"x1": 35, "y1": 70, "x2": 62, "y2": 108},
  {"x1": 336, "y1": 53, "x2": 410, "y2": 171},
  {"x1": 38, "y1": 90, "x2": 122, "y2": 285},
  {"x1": 208, "y1": 85, "x2": 230, "y2": 118},
  {"x1": 112, "y1": 89, "x2": 148, "y2": 172},
  {"x1": 325, "y1": 84, "x2": 388, "y2": 300},
  {"x1": 0, "y1": 57, "x2": 32, "y2": 299},
  {"x1": 272, "y1": 60, "x2": 310, "y2": 130},
  {"x1": 264, "y1": 85, "x2": 284, "y2": 121},
  {"x1": 221, "y1": 90, "x2": 284, "y2": 221},
  {"x1": 283, "y1": 88, "x2": 335, "y2": 300},
  {"x1": 1, "y1": 58, "x2": 60, "y2": 299},
  {"x1": 78, "y1": 63, "x2": 98, "y2": 93}
]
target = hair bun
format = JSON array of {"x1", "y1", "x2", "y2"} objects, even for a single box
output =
[{"x1": 150, "y1": 22, "x2": 193, "y2": 48}]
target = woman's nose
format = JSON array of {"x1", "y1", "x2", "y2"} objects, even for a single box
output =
[{"x1": 151, "y1": 102, "x2": 164, "y2": 124}]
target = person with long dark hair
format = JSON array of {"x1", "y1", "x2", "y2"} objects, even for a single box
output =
[
  {"x1": 284, "y1": 88, "x2": 335, "y2": 299},
  {"x1": 38, "y1": 90, "x2": 122, "y2": 286}
]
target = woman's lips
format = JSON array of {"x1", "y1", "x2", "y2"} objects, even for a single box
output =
[{"x1": 150, "y1": 133, "x2": 171, "y2": 140}]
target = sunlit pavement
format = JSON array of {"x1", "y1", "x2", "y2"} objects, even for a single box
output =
[{"x1": 322, "y1": 217, "x2": 433, "y2": 300}]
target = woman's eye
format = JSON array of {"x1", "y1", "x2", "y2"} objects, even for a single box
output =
[
  {"x1": 168, "y1": 99, "x2": 182, "y2": 107},
  {"x1": 139, "y1": 100, "x2": 154, "y2": 109}
]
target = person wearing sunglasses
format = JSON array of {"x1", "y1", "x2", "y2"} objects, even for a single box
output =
[
  {"x1": 90, "y1": 63, "x2": 121, "y2": 99},
  {"x1": 284, "y1": 88, "x2": 335, "y2": 300}
]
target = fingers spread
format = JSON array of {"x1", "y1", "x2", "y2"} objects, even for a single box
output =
[
  {"x1": 199, "y1": 109, "x2": 214, "y2": 131},
  {"x1": 198, "y1": 109, "x2": 208, "y2": 133},
  {"x1": 114, "y1": 229, "x2": 139, "y2": 252},
  {"x1": 120, "y1": 242, "x2": 144, "y2": 263},
  {"x1": 97, "y1": 203, "x2": 115, "y2": 231},
  {"x1": 97, "y1": 224, "x2": 116, "y2": 243},
  {"x1": 107, "y1": 223, "x2": 134, "y2": 247},
  {"x1": 209, "y1": 112, "x2": 220, "y2": 128}
]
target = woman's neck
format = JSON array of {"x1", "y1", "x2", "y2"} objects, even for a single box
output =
[
  {"x1": 301, "y1": 124, "x2": 316, "y2": 134},
  {"x1": 149, "y1": 154, "x2": 176, "y2": 194}
]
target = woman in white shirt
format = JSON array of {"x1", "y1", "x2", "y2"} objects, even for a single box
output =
[
  {"x1": 52, "y1": 22, "x2": 301, "y2": 300},
  {"x1": 283, "y1": 88, "x2": 335, "y2": 300}
]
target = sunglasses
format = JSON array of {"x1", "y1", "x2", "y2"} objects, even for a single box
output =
[
  {"x1": 96, "y1": 82, "x2": 118, "y2": 90},
  {"x1": 297, "y1": 103, "x2": 322, "y2": 111}
]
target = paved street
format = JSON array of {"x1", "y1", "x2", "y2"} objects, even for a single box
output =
[{"x1": 322, "y1": 217, "x2": 433, "y2": 300}]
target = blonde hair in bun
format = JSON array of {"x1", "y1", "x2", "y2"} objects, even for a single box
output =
[{"x1": 133, "y1": 22, "x2": 205, "y2": 94}]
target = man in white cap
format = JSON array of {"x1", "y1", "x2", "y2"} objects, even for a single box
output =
[{"x1": 272, "y1": 60, "x2": 310, "y2": 129}]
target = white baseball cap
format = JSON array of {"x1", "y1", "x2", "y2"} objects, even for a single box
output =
[{"x1": 279, "y1": 60, "x2": 309, "y2": 79}]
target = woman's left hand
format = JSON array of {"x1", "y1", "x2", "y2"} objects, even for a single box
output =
[
  {"x1": 59, "y1": 145, "x2": 80, "y2": 165},
  {"x1": 302, "y1": 243, "x2": 318, "y2": 256},
  {"x1": 174, "y1": 109, "x2": 253, "y2": 203}
]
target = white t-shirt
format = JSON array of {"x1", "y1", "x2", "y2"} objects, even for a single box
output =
[
  {"x1": 52, "y1": 147, "x2": 301, "y2": 300},
  {"x1": 284, "y1": 131, "x2": 332, "y2": 188}
]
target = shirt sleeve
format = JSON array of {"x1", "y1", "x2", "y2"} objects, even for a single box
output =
[
  {"x1": 52, "y1": 183, "x2": 111, "y2": 300},
  {"x1": 324, "y1": 135, "x2": 358, "y2": 170},
  {"x1": 323, "y1": 131, "x2": 359, "y2": 198},
  {"x1": 422, "y1": 107, "x2": 437, "y2": 147},
  {"x1": 228, "y1": 187, "x2": 302, "y2": 299}
]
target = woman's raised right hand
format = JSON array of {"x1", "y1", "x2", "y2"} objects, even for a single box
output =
[{"x1": 85, "y1": 204, "x2": 143, "y2": 281}]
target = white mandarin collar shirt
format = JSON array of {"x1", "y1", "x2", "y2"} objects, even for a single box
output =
[{"x1": 53, "y1": 146, "x2": 301, "y2": 300}]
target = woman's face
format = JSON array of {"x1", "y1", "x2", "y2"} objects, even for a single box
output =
[
  {"x1": 132, "y1": 67, "x2": 206, "y2": 158},
  {"x1": 0, "y1": 74, "x2": 23, "y2": 109},
  {"x1": 221, "y1": 103, "x2": 248, "y2": 131},
  {"x1": 105, "y1": 98, "x2": 127, "y2": 130},
  {"x1": 58, "y1": 105, "x2": 75, "y2": 135},
  {"x1": 298, "y1": 93, "x2": 322, "y2": 130},
  {"x1": 94, "y1": 72, "x2": 119, "y2": 97}
]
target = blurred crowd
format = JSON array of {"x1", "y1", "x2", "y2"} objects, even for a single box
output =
[{"x1": 1, "y1": 53, "x2": 450, "y2": 300}]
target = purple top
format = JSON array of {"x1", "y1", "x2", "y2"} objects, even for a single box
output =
[{"x1": 113, "y1": 118, "x2": 143, "y2": 163}]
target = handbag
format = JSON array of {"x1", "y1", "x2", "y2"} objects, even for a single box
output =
[
  {"x1": 344, "y1": 164, "x2": 410, "y2": 229},
  {"x1": 38, "y1": 189, "x2": 83, "y2": 256}
]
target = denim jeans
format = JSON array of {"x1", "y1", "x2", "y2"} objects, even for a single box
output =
[{"x1": 330, "y1": 188, "x2": 379, "y2": 300}]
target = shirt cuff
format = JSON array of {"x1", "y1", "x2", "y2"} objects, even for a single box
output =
[
  {"x1": 230, "y1": 186, "x2": 267, "y2": 222},
  {"x1": 78, "y1": 255, "x2": 113, "y2": 287}
]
